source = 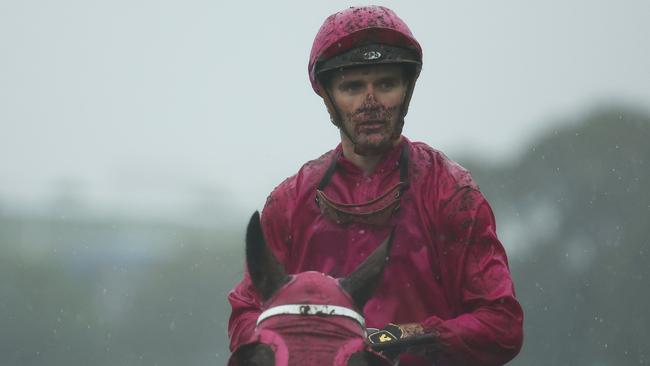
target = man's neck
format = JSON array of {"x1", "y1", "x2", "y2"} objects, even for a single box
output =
[{"x1": 340, "y1": 136, "x2": 402, "y2": 175}]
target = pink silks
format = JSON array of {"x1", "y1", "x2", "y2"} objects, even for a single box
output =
[{"x1": 315, "y1": 147, "x2": 409, "y2": 226}]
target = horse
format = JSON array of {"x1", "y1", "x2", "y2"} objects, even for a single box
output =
[{"x1": 228, "y1": 212, "x2": 395, "y2": 366}]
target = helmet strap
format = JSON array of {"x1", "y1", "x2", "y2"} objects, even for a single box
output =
[
  {"x1": 319, "y1": 82, "x2": 360, "y2": 147},
  {"x1": 400, "y1": 76, "x2": 417, "y2": 120}
]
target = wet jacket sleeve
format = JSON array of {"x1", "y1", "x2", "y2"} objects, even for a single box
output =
[
  {"x1": 227, "y1": 186, "x2": 293, "y2": 352},
  {"x1": 420, "y1": 188, "x2": 524, "y2": 366}
]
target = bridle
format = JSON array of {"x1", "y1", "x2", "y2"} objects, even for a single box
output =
[{"x1": 257, "y1": 304, "x2": 366, "y2": 329}]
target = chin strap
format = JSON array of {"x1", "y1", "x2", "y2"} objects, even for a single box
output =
[
  {"x1": 320, "y1": 84, "x2": 359, "y2": 146},
  {"x1": 257, "y1": 304, "x2": 366, "y2": 329}
]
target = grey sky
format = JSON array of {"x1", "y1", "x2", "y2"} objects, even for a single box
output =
[{"x1": 1, "y1": 0, "x2": 649, "y2": 220}]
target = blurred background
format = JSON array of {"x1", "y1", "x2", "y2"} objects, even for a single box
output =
[{"x1": 1, "y1": 1, "x2": 649, "y2": 365}]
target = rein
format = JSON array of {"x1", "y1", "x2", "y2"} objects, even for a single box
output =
[{"x1": 257, "y1": 304, "x2": 366, "y2": 328}]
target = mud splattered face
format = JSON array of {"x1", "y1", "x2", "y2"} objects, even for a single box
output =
[{"x1": 328, "y1": 64, "x2": 408, "y2": 155}]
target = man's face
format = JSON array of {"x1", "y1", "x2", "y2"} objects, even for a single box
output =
[{"x1": 328, "y1": 64, "x2": 408, "y2": 155}]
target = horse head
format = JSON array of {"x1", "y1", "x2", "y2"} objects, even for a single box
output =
[{"x1": 228, "y1": 211, "x2": 394, "y2": 366}]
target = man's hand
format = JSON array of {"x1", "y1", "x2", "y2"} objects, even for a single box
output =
[
  {"x1": 367, "y1": 323, "x2": 425, "y2": 344},
  {"x1": 367, "y1": 323, "x2": 439, "y2": 359},
  {"x1": 398, "y1": 323, "x2": 425, "y2": 337}
]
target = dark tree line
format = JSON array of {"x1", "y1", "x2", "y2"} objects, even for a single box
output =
[{"x1": 465, "y1": 105, "x2": 649, "y2": 366}]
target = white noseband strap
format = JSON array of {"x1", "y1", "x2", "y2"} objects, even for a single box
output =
[{"x1": 256, "y1": 304, "x2": 366, "y2": 328}]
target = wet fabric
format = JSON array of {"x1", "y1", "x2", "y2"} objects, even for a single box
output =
[
  {"x1": 315, "y1": 148, "x2": 409, "y2": 226},
  {"x1": 229, "y1": 137, "x2": 524, "y2": 365},
  {"x1": 228, "y1": 272, "x2": 391, "y2": 366},
  {"x1": 260, "y1": 272, "x2": 361, "y2": 314}
]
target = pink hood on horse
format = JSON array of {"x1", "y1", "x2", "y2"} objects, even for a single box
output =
[{"x1": 228, "y1": 272, "x2": 392, "y2": 366}]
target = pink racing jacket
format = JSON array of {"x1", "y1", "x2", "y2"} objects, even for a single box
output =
[{"x1": 229, "y1": 137, "x2": 523, "y2": 365}]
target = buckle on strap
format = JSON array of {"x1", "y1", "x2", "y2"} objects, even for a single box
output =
[{"x1": 256, "y1": 304, "x2": 366, "y2": 328}]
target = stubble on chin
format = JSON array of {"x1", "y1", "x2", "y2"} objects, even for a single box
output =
[
  {"x1": 349, "y1": 126, "x2": 400, "y2": 156},
  {"x1": 346, "y1": 107, "x2": 399, "y2": 155},
  {"x1": 356, "y1": 126, "x2": 390, "y2": 145}
]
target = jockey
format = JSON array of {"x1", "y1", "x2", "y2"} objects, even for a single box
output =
[{"x1": 229, "y1": 5, "x2": 523, "y2": 366}]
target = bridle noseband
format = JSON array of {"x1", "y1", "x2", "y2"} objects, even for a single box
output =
[{"x1": 257, "y1": 304, "x2": 366, "y2": 328}]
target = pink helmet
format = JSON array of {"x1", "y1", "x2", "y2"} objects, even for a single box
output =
[{"x1": 308, "y1": 5, "x2": 423, "y2": 95}]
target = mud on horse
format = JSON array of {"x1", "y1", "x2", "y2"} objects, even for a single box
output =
[{"x1": 228, "y1": 212, "x2": 395, "y2": 366}]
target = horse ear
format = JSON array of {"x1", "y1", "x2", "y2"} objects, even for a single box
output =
[
  {"x1": 227, "y1": 343, "x2": 275, "y2": 366},
  {"x1": 246, "y1": 211, "x2": 289, "y2": 301},
  {"x1": 340, "y1": 228, "x2": 395, "y2": 310}
]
